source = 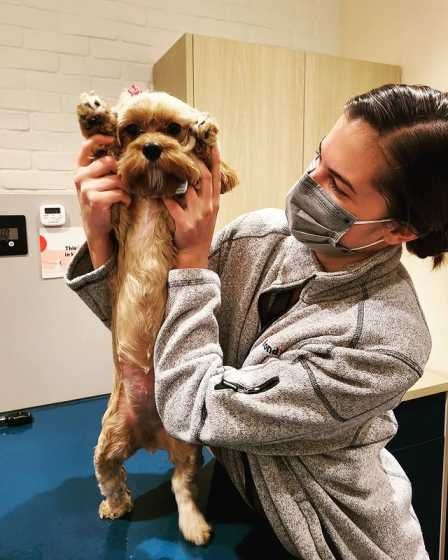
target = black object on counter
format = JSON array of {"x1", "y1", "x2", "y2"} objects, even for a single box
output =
[{"x1": 0, "y1": 410, "x2": 33, "y2": 427}]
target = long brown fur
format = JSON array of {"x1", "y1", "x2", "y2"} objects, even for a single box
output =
[{"x1": 76, "y1": 87, "x2": 238, "y2": 545}]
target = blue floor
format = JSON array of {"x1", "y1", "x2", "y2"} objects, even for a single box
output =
[{"x1": 0, "y1": 396, "x2": 273, "y2": 560}]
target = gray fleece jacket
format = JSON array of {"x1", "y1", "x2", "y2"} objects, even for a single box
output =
[{"x1": 65, "y1": 208, "x2": 431, "y2": 560}]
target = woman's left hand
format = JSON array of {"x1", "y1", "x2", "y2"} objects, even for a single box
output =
[{"x1": 162, "y1": 145, "x2": 221, "y2": 269}]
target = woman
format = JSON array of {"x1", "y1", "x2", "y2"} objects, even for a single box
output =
[{"x1": 66, "y1": 84, "x2": 447, "y2": 559}]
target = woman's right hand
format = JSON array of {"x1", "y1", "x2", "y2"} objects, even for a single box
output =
[{"x1": 74, "y1": 134, "x2": 132, "y2": 268}]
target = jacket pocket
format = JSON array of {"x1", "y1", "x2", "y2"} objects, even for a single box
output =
[{"x1": 296, "y1": 499, "x2": 337, "y2": 560}]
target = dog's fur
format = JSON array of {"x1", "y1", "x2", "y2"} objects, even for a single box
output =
[{"x1": 76, "y1": 87, "x2": 238, "y2": 545}]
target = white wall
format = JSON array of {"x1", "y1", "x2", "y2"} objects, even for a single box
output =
[
  {"x1": 0, "y1": 0, "x2": 344, "y2": 408},
  {"x1": 342, "y1": 0, "x2": 448, "y2": 89},
  {"x1": 341, "y1": 0, "x2": 448, "y2": 375},
  {"x1": 0, "y1": 0, "x2": 343, "y2": 195}
]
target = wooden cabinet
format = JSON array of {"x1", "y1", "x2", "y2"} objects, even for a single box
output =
[
  {"x1": 153, "y1": 33, "x2": 401, "y2": 230},
  {"x1": 303, "y1": 52, "x2": 401, "y2": 167},
  {"x1": 154, "y1": 34, "x2": 305, "y2": 229}
]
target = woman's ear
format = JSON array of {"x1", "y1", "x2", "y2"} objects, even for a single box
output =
[{"x1": 383, "y1": 221, "x2": 418, "y2": 246}]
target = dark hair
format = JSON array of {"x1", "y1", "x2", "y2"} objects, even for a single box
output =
[{"x1": 344, "y1": 83, "x2": 448, "y2": 268}]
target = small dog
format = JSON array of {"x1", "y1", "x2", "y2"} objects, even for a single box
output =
[{"x1": 76, "y1": 86, "x2": 238, "y2": 545}]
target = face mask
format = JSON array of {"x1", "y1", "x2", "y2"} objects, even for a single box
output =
[{"x1": 285, "y1": 170, "x2": 394, "y2": 256}]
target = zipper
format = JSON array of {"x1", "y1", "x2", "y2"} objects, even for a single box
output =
[
  {"x1": 214, "y1": 376, "x2": 280, "y2": 394},
  {"x1": 249, "y1": 277, "x2": 315, "y2": 356}
]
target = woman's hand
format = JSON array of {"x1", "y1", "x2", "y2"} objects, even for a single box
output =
[
  {"x1": 74, "y1": 134, "x2": 132, "y2": 268},
  {"x1": 162, "y1": 146, "x2": 221, "y2": 269}
]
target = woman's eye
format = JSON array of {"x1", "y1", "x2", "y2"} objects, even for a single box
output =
[
  {"x1": 166, "y1": 122, "x2": 182, "y2": 136},
  {"x1": 314, "y1": 150, "x2": 347, "y2": 197},
  {"x1": 124, "y1": 124, "x2": 140, "y2": 138},
  {"x1": 328, "y1": 176, "x2": 346, "y2": 196}
]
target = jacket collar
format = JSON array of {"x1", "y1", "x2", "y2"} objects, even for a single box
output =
[{"x1": 271, "y1": 235, "x2": 403, "y2": 302}]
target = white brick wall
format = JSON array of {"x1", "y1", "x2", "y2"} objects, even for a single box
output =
[{"x1": 0, "y1": 0, "x2": 342, "y2": 194}]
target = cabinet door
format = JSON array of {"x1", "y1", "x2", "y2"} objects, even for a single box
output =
[
  {"x1": 303, "y1": 52, "x2": 401, "y2": 168},
  {"x1": 386, "y1": 393, "x2": 446, "y2": 560},
  {"x1": 152, "y1": 34, "x2": 193, "y2": 105},
  {"x1": 193, "y1": 35, "x2": 305, "y2": 230}
]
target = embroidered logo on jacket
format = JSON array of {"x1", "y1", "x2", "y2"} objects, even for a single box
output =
[{"x1": 263, "y1": 341, "x2": 281, "y2": 356}]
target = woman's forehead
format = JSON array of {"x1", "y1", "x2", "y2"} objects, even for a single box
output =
[{"x1": 324, "y1": 114, "x2": 387, "y2": 194}]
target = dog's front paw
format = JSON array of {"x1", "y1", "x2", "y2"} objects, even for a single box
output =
[
  {"x1": 179, "y1": 513, "x2": 212, "y2": 546},
  {"x1": 77, "y1": 90, "x2": 117, "y2": 140},
  {"x1": 98, "y1": 491, "x2": 133, "y2": 520},
  {"x1": 194, "y1": 116, "x2": 219, "y2": 146}
]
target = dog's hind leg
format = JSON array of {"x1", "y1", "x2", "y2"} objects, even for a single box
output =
[
  {"x1": 94, "y1": 403, "x2": 136, "y2": 520},
  {"x1": 168, "y1": 438, "x2": 212, "y2": 545}
]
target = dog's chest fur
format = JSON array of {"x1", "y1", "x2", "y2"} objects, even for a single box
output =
[{"x1": 112, "y1": 197, "x2": 175, "y2": 427}]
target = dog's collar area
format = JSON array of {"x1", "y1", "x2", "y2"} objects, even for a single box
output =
[{"x1": 174, "y1": 180, "x2": 188, "y2": 195}]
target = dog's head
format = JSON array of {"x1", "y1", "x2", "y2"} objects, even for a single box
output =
[{"x1": 111, "y1": 88, "x2": 238, "y2": 199}]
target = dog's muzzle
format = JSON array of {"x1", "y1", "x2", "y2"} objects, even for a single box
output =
[
  {"x1": 143, "y1": 143, "x2": 162, "y2": 161},
  {"x1": 141, "y1": 142, "x2": 188, "y2": 196}
]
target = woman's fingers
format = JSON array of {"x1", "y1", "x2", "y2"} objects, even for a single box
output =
[
  {"x1": 192, "y1": 157, "x2": 213, "y2": 203},
  {"x1": 88, "y1": 188, "x2": 131, "y2": 208},
  {"x1": 79, "y1": 177, "x2": 132, "y2": 209},
  {"x1": 78, "y1": 174, "x2": 124, "y2": 196},
  {"x1": 184, "y1": 184, "x2": 199, "y2": 204},
  {"x1": 74, "y1": 156, "x2": 118, "y2": 192},
  {"x1": 210, "y1": 145, "x2": 221, "y2": 201},
  {"x1": 77, "y1": 135, "x2": 115, "y2": 167},
  {"x1": 163, "y1": 196, "x2": 187, "y2": 223}
]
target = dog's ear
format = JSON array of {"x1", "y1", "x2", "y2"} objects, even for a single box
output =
[{"x1": 219, "y1": 160, "x2": 239, "y2": 193}]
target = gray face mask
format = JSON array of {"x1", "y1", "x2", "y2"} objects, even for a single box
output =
[{"x1": 285, "y1": 170, "x2": 393, "y2": 256}]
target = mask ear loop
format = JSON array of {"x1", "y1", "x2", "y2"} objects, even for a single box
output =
[
  {"x1": 332, "y1": 217, "x2": 393, "y2": 250},
  {"x1": 345, "y1": 237, "x2": 389, "y2": 252},
  {"x1": 351, "y1": 218, "x2": 394, "y2": 225},
  {"x1": 335, "y1": 218, "x2": 394, "y2": 251}
]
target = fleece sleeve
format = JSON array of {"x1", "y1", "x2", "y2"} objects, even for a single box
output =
[
  {"x1": 64, "y1": 216, "x2": 232, "y2": 329},
  {"x1": 153, "y1": 267, "x2": 423, "y2": 455},
  {"x1": 64, "y1": 240, "x2": 116, "y2": 330}
]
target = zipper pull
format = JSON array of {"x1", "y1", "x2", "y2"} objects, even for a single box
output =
[{"x1": 214, "y1": 376, "x2": 279, "y2": 394}]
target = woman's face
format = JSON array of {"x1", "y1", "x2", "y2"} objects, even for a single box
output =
[{"x1": 309, "y1": 113, "x2": 393, "y2": 252}]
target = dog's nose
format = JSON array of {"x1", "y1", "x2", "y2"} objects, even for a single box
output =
[{"x1": 143, "y1": 143, "x2": 163, "y2": 161}]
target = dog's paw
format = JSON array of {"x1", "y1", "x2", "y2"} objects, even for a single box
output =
[
  {"x1": 98, "y1": 492, "x2": 133, "y2": 520},
  {"x1": 77, "y1": 90, "x2": 117, "y2": 139},
  {"x1": 193, "y1": 116, "x2": 219, "y2": 146},
  {"x1": 80, "y1": 90, "x2": 107, "y2": 112},
  {"x1": 179, "y1": 513, "x2": 212, "y2": 546}
]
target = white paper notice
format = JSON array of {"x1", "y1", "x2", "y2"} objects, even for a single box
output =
[{"x1": 39, "y1": 227, "x2": 86, "y2": 279}]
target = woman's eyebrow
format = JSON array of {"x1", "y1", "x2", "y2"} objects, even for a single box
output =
[{"x1": 319, "y1": 137, "x2": 356, "y2": 194}]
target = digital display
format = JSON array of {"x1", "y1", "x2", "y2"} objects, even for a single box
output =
[
  {"x1": 45, "y1": 207, "x2": 61, "y2": 214},
  {"x1": 0, "y1": 227, "x2": 18, "y2": 241}
]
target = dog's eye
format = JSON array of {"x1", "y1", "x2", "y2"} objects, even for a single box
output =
[
  {"x1": 166, "y1": 122, "x2": 182, "y2": 136},
  {"x1": 124, "y1": 124, "x2": 140, "y2": 138}
]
